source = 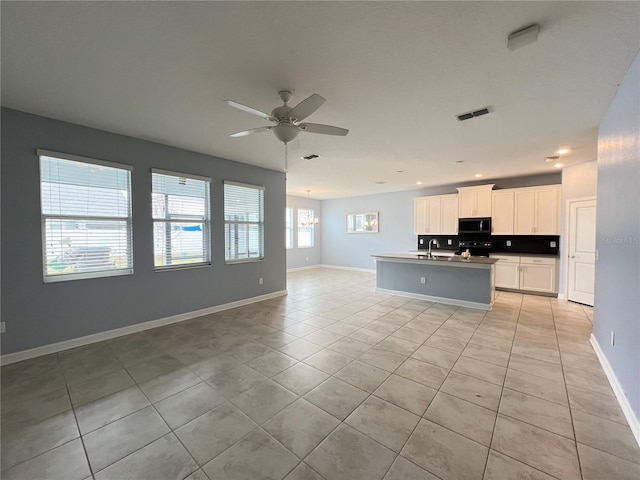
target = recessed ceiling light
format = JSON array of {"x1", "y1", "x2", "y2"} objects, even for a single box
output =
[
  {"x1": 396, "y1": 170, "x2": 404, "y2": 173},
  {"x1": 456, "y1": 161, "x2": 464, "y2": 164},
  {"x1": 545, "y1": 156, "x2": 559, "y2": 162},
  {"x1": 475, "y1": 173, "x2": 483, "y2": 178},
  {"x1": 416, "y1": 181, "x2": 423, "y2": 185},
  {"x1": 554, "y1": 163, "x2": 564, "y2": 168},
  {"x1": 374, "y1": 181, "x2": 387, "y2": 184},
  {"x1": 556, "y1": 148, "x2": 570, "y2": 155}
]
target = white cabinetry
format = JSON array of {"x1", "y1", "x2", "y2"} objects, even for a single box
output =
[
  {"x1": 490, "y1": 254, "x2": 557, "y2": 294},
  {"x1": 520, "y1": 256, "x2": 557, "y2": 293},
  {"x1": 440, "y1": 194, "x2": 459, "y2": 235},
  {"x1": 414, "y1": 194, "x2": 458, "y2": 235},
  {"x1": 492, "y1": 255, "x2": 520, "y2": 289},
  {"x1": 457, "y1": 185, "x2": 494, "y2": 218},
  {"x1": 514, "y1": 186, "x2": 561, "y2": 235},
  {"x1": 491, "y1": 190, "x2": 515, "y2": 234}
]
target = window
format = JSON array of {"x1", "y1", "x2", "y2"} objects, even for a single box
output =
[
  {"x1": 224, "y1": 181, "x2": 265, "y2": 262},
  {"x1": 298, "y1": 208, "x2": 316, "y2": 248},
  {"x1": 285, "y1": 208, "x2": 293, "y2": 249},
  {"x1": 39, "y1": 150, "x2": 133, "y2": 282},
  {"x1": 152, "y1": 170, "x2": 211, "y2": 269}
]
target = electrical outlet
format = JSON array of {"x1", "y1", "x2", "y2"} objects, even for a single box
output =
[
  {"x1": 611, "y1": 331, "x2": 615, "y2": 346},
  {"x1": 0, "y1": 322, "x2": 5, "y2": 334},
  {"x1": 419, "y1": 238, "x2": 424, "y2": 245},
  {"x1": 447, "y1": 239, "x2": 452, "y2": 245},
  {"x1": 506, "y1": 240, "x2": 512, "y2": 247},
  {"x1": 550, "y1": 241, "x2": 557, "y2": 248},
  {"x1": 420, "y1": 277, "x2": 426, "y2": 284},
  {"x1": 259, "y1": 277, "x2": 263, "y2": 285}
]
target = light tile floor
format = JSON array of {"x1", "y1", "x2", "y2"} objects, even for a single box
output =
[{"x1": 2, "y1": 268, "x2": 639, "y2": 479}]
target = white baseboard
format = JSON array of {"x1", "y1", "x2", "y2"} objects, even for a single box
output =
[
  {"x1": 319, "y1": 264, "x2": 376, "y2": 273},
  {"x1": 590, "y1": 333, "x2": 640, "y2": 448},
  {"x1": 1, "y1": 290, "x2": 288, "y2": 366},
  {"x1": 375, "y1": 288, "x2": 492, "y2": 311},
  {"x1": 287, "y1": 265, "x2": 321, "y2": 273}
]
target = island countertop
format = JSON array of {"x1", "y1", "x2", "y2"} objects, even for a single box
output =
[{"x1": 373, "y1": 253, "x2": 499, "y2": 269}]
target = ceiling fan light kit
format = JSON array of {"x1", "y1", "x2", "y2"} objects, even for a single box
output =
[{"x1": 226, "y1": 90, "x2": 349, "y2": 144}]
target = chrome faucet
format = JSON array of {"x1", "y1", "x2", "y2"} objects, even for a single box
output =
[{"x1": 428, "y1": 238, "x2": 440, "y2": 258}]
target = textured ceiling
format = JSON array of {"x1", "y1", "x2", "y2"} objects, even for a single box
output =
[{"x1": 2, "y1": 1, "x2": 639, "y2": 199}]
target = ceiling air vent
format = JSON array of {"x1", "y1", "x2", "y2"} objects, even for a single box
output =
[
  {"x1": 456, "y1": 107, "x2": 492, "y2": 122},
  {"x1": 302, "y1": 154, "x2": 320, "y2": 160}
]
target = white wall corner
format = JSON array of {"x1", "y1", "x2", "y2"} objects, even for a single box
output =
[{"x1": 590, "y1": 333, "x2": 640, "y2": 448}]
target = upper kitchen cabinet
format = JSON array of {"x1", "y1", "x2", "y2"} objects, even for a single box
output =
[
  {"x1": 414, "y1": 194, "x2": 458, "y2": 235},
  {"x1": 492, "y1": 189, "x2": 515, "y2": 234},
  {"x1": 457, "y1": 185, "x2": 494, "y2": 218},
  {"x1": 514, "y1": 185, "x2": 561, "y2": 235},
  {"x1": 440, "y1": 194, "x2": 459, "y2": 235}
]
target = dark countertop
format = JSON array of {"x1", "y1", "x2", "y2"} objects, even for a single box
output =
[
  {"x1": 490, "y1": 252, "x2": 560, "y2": 258},
  {"x1": 373, "y1": 253, "x2": 498, "y2": 268}
]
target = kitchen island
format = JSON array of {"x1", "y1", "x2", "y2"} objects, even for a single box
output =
[{"x1": 373, "y1": 253, "x2": 498, "y2": 310}]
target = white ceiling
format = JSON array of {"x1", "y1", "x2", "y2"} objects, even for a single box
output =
[{"x1": 2, "y1": 2, "x2": 639, "y2": 199}]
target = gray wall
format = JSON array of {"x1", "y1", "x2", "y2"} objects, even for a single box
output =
[
  {"x1": 593, "y1": 52, "x2": 640, "y2": 420},
  {"x1": 285, "y1": 194, "x2": 322, "y2": 269},
  {"x1": 1, "y1": 108, "x2": 286, "y2": 355},
  {"x1": 321, "y1": 173, "x2": 561, "y2": 270}
]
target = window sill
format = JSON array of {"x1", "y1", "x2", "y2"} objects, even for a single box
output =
[
  {"x1": 155, "y1": 262, "x2": 211, "y2": 272},
  {"x1": 225, "y1": 257, "x2": 265, "y2": 265},
  {"x1": 44, "y1": 269, "x2": 134, "y2": 283}
]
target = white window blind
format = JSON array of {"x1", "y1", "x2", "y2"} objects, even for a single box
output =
[
  {"x1": 298, "y1": 208, "x2": 315, "y2": 248},
  {"x1": 224, "y1": 181, "x2": 265, "y2": 262},
  {"x1": 285, "y1": 208, "x2": 293, "y2": 249},
  {"x1": 38, "y1": 150, "x2": 133, "y2": 282},
  {"x1": 152, "y1": 170, "x2": 211, "y2": 269}
]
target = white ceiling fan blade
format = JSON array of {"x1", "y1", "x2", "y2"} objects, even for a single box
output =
[
  {"x1": 288, "y1": 94, "x2": 326, "y2": 121},
  {"x1": 230, "y1": 126, "x2": 271, "y2": 137},
  {"x1": 299, "y1": 123, "x2": 349, "y2": 136},
  {"x1": 225, "y1": 100, "x2": 275, "y2": 122}
]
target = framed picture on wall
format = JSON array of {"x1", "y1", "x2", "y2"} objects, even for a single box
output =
[{"x1": 347, "y1": 212, "x2": 379, "y2": 233}]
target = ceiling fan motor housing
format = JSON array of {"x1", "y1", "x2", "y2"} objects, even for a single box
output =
[{"x1": 272, "y1": 123, "x2": 300, "y2": 144}]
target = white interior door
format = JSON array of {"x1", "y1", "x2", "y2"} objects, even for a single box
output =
[{"x1": 568, "y1": 198, "x2": 596, "y2": 306}]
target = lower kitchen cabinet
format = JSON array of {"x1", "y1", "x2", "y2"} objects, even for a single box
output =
[
  {"x1": 491, "y1": 254, "x2": 557, "y2": 294},
  {"x1": 493, "y1": 256, "x2": 520, "y2": 289}
]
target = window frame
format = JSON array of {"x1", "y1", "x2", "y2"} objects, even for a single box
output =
[
  {"x1": 151, "y1": 168, "x2": 212, "y2": 271},
  {"x1": 297, "y1": 208, "x2": 316, "y2": 249},
  {"x1": 285, "y1": 207, "x2": 294, "y2": 250},
  {"x1": 38, "y1": 149, "x2": 133, "y2": 283},
  {"x1": 224, "y1": 180, "x2": 265, "y2": 264}
]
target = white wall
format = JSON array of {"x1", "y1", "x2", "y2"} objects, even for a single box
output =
[
  {"x1": 286, "y1": 194, "x2": 322, "y2": 270},
  {"x1": 558, "y1": 161, "x2": 598, "y2": 297}
]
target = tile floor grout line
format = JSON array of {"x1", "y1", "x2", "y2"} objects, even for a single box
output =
[
  {"x1": 552, "y1": 299, "x2": 589, "y2": 480},
  {"x1": 481, "y1": 290, "x2": 523, "y2": 480},
  {"x1": 59, "y1": 351, "x2": 96, "y2": 479}
]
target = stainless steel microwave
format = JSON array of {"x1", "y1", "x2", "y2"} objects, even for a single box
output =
[{"x1": 458, "y1": 217, "x2": 491, "y2": 234}]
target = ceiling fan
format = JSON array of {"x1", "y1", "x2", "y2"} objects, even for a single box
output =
[{"x1": 225, "y1": 90, "x2": 349, "y2": 144}]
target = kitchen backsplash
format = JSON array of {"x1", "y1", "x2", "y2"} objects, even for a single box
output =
[{"x1": 417, "y1": 234, "x2": 560, "y2": 255}]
